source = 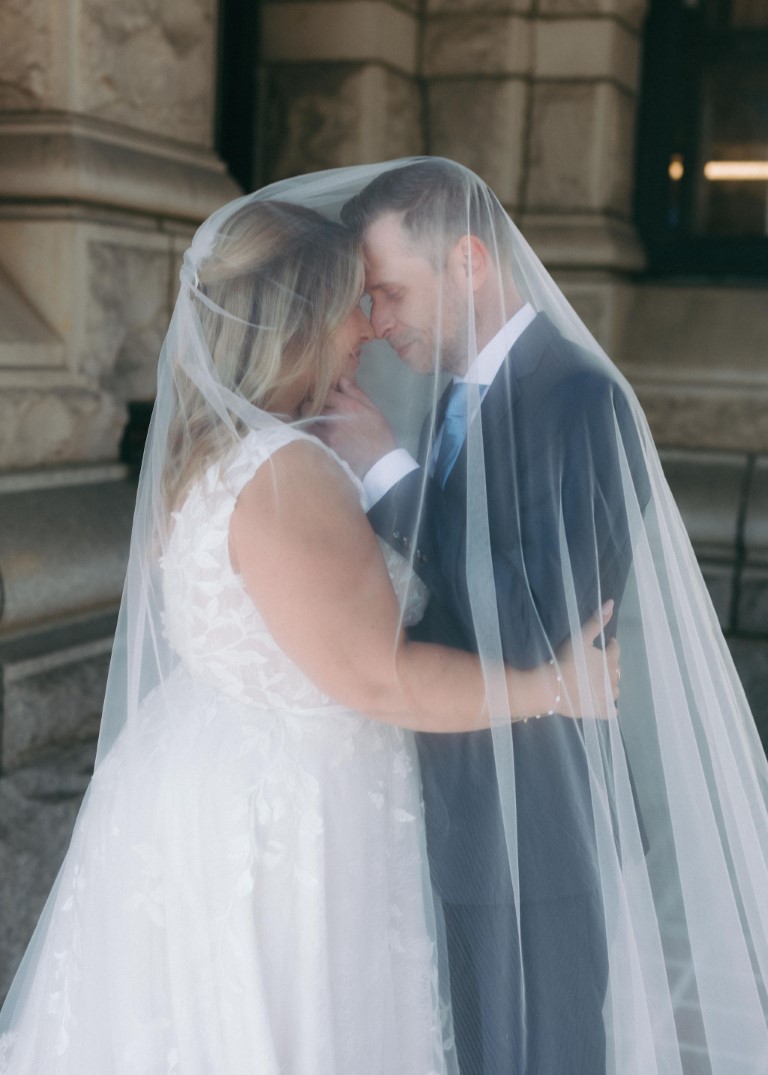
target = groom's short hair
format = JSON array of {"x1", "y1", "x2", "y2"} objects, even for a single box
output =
[{"x1": 340, "y1": 159, "x2": 513, "y2": 269}]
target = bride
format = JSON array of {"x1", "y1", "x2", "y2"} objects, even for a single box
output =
[{"x1": 0, "y1": 193, "x2": 617, "y2": 1073}]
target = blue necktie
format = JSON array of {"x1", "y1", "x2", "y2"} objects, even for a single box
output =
[{"x1": 434, "y1": 382, "x2": 469, "y2": 488}]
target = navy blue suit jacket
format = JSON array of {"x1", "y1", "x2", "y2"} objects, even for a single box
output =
[{"x1": 369, "y1": 313, "x2": 649, "y2": 905}]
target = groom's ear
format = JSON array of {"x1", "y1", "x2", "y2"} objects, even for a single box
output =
[{"x1": 452, "y1": 235, "x2": 489, "y2": 291}]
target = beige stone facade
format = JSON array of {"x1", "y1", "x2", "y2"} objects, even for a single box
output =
[
  {"x1": 0, "y1": 0, "x2": 236, "y2": 473},
  {"x1": 2, "y1": 0, "x2": 765, "y2": 469}
]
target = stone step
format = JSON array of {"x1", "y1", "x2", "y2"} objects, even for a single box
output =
[
  {"x1": 0, "y1": 463, "x2": 135, "y2": 636},
  {"x1": 0, "y1": 738, "x2": 95, "y2": 1003},
  {"x1": 0, "y1": 612, "x2": 115, "y2": 772}
]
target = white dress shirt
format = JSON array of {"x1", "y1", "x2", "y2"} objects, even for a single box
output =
[{"x1": 363, "y1": 303, "x2": 536, "y2": 509}]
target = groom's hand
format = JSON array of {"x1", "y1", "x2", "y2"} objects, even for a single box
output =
[{"x1": 306, "y1": 379, "x2": 397, "y2": 479}]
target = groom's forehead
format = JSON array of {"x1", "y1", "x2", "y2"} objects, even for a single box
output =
[
  {"x1": 363, "y1": 212, "x2": 411, "y2": 253},
  {"x1": 363, "y1": 216, "x2": 438, "y2": 285}
]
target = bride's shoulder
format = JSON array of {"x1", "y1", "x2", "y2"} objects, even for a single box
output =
[
  {"x1": 229, "y1": 431, "x2": 368, "y2": 573},
  {"x1": 215, "y1": 423, "x2": 307, "y2": 487},
  {"x1": 225, "y1": 425, "x2": 362, "y2": 505}
]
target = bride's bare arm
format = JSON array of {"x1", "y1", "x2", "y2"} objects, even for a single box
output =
[{"x1": 229, "y1": 441, "x2": 617, "y2": 732}]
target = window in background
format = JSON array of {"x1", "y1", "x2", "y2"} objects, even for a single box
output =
[{"x1": 636, "y1": 0, "x2": 768, "y2": 275}]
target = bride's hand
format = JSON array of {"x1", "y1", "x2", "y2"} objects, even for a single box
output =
[
  {"x1": 555, "y1": 600, "x2": 620, "y2": 720},
  {"x1": 305, "y1": 379, "x2": 397, "y2": 478}
]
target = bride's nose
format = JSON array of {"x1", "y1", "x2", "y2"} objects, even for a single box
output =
[{"x1": 354, "y1": 306, "x2": 374, "y2": 344}]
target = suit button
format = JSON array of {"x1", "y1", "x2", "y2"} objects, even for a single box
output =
[{"x1": 393, "y1": 530, "x2": 401, "y2": 541}]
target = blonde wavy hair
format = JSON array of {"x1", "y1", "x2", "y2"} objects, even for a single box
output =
[{"x1": 164, "y1": 200, "x2": 363, "y2": 511}]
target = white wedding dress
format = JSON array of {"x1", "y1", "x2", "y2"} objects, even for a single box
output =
[{"x1": 0, "y1": 426, "x2": 449, "y2": 1075}]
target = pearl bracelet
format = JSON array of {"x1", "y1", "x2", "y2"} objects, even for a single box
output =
[{"x1": 523, "y1": 658, "x2": 562, "y2": 723}]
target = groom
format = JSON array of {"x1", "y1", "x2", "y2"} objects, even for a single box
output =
[{"x1": 317, "y1": 160, "x2": 647, "y2": 1073}]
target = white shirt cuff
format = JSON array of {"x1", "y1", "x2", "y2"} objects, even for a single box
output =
[{"x1": 363, "y1": 449, "x2": 420, "y2": 510}]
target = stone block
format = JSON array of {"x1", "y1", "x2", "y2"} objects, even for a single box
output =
[
  {"x1": 525, "y1": 82, "x2": 636, "y2": 215},
  {"x1": 658, "y1": 449, "x2": 746, "y2": 563},
  {"x1": 0, "y1": 388, "x2": 124, "y2": 470},
  {"x1": 0, "y1": 115, "x2": 239, "y2": 222},
  {"x1": 618, "y1": 286, "x2": 768, "y2": 453},
  {"x1": 745, "y1": 457, "x2": 768, "y2": 566},
  {"x1": 519, "y1": 214, "x2": 645, "y2": 272},
  {"x1": 739, "y1": 461, "x2": 768, "y2": 633},
  {"x1": 265, "y1": 64, "x2": 422, "y2": 180},
  {"x1": 620, "y1": 286, "x2": 768, "y2": 384},
  {"x1": 0, "y1": 267, "x2": 63, "y2": 372},
  {"x1": 538, "y1": 0, "x2": 648, "y2": 27},
  {"x1": 534, "y1": 17, "x2": 639, "y2": 92},
  {"x1": 0, "y1": 470, "x2": 134, "y2": 635},
  {"x1": 1, "y1": 638, "x2": 110, "y2": 770},
  {"x1": 728, "y1": 638, "x2": 768, "y2": 753},
  {"x1": 549, "y1": 271, "x2": 634, "y2": 353},
  {"x1": 84, "y1": 239, "x2": 171, "y2": 402},
  {"x1": 0, "y1": 216, "x2": 192, "y2": 467},
  {"x1": 0, "y1": 218, "x2": 85, "y2": 362},
  {"x1": 269, "y1": 0, "x2": 420, "y2": 8},
  {"x1": 0, "y1": 217, "x2": 175, "y2": 375},
  {"x1": 262, "y1": 1, "x2": 419, "y2": 75},
  {"x1": 79, "y1": 0, "x2": 217, "y2": 146},
  {"x1": 555, "y1": 275, "x2": 616, "y2": 350},
  {"x1": 738, "y1": 568, "x2": 768, "y2": 637},
  {"x1": 1, "y1": 0, "x2": 219, "y2": 145},
  {"x1": 428, "y1": 79, "x2": 527, "y2": 205},
  {"x1": 427, "y1": 0, "x2": 533, "y2": 11},
  {"x1": 424, "y1": 14, "x2": 531, "y2": 77},
  {"x1": 637, "y1": 388, "x2": 768, "y2": 455},
  {"x1": 0, "y1": 740, "x2": 95, "y2": 1003},
  {"x1": 0, "y1": 0, "x2": 54, "y2": 110}
]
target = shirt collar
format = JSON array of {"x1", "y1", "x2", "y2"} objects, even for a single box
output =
[{"x1": 457, "y1": 303, "x2": 536, "y2": 387}]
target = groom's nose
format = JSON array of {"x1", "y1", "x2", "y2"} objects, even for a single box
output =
[{"x1": 370, "y1": 301, "x2": 393, "y2": 339}]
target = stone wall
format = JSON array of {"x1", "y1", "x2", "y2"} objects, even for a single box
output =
[
  {"x1": 0, "y1": 0, "x2": 237, "y2": 472},
  {"x1": 257, "y1": 0, "x2": 768, "y2": 457},
  {"x1": 260, "y1": 1, "x2": 423, "y2": 173},
  {"x1": 0, "y1": 0, "x2": 238, "y2": 771}
]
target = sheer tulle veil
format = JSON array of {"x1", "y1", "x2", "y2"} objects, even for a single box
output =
[{"x1": 1, "y1": 158, "x2": 767, "y2": 1074}]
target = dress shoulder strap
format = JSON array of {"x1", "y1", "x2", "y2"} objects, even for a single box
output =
[{"x1": 217, "y1": 423, "x2": 365, "y2": 508}]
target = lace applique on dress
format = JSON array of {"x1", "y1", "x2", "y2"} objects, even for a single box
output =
[{"x1": 162, "y1": 425, "x2": 429, "y2": 707}]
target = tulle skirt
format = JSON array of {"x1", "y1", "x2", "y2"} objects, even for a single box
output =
[{"x1": 0, "y1": 670, "x2": 448, "y2": 1074}]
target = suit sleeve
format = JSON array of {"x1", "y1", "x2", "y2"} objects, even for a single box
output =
[
  {"x1": 367, "y1": 453, "x2": 563, "y2": 663},
  {"x1": 541, "y1": 376, "x2": 651, "y2": 646},
  {"x1": 490, "y1": 373, "x2": 650, "y2": 665},
  {"x1": 367, "y1": 466, "x2": 444, "y2": 587}
]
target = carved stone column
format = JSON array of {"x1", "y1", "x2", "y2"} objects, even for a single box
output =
[
  {"x1": 0, "y1": 0, "x2": 239, "y2": 469},
  {"x1": 423, "y1": 0, "x2": 649, "y2": 355},
  {"x1": 259, "y1": 0, "x2": 424, "y2": 180},
  {"x1": 0, "y1": 0, "x2": 239, "y2": 767}
]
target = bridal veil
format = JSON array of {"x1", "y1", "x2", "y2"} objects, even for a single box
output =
[{"x1": 1, "y1": 158, "x2": 766, "y2": 1074}]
